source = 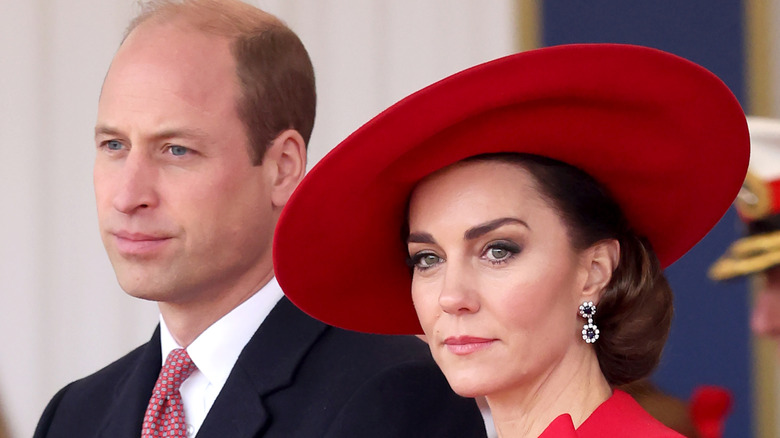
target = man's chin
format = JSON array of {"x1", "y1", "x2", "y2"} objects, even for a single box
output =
[
  {"x1": 120, "y1": 287, "x2": 167, "y2": 303},
  {"x1": 115, "y1": 273, "x2": 174, "y2": 303},
  {"x1": 111, "y1": 261, "x2": 173, "y2": 299}
]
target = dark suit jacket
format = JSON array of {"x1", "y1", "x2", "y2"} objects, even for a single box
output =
[{"x1": 34, "y1": 297, "x2": 486, "y2": 437}]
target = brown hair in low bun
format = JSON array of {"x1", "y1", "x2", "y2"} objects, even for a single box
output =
[
  {"x1": 595, "y1": 234, "x2": 673, "y2": 385},
  {"x1": 467, "y1": 152, "x2": 673, "y2": 386}
]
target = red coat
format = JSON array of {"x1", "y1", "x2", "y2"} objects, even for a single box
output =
[{"x1": 539, "y1": 390, "x2": 683, "y2": 437}]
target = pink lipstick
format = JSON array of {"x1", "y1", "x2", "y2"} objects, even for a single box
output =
[{"x1": 443, "y1": 336, "x2": 495, "y2": 355}]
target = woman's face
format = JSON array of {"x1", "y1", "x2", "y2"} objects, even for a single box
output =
[{"x1": 407, "y1": 160, "x2": 597, "y2": 398}]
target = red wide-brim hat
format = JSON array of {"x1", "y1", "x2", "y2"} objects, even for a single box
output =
[{"x1": 274, "y1": 43, "x2": 749, "y2": 335}]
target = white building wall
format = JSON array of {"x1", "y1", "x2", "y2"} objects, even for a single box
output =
[{"x1": 0, "y1": 1, "x2": 521, "y2": 436}]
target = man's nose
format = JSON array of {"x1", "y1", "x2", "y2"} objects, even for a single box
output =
[{"x1": 112, "y1": 150, "x2": 159, "y2": 214}]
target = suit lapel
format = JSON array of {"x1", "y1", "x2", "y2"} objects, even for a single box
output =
[
  {"x1": 196, "y1": 297, "x2": 328, "y2": 437},
  {"x1": 98, "y1": 326, "x2": 162, "y2": 438}
]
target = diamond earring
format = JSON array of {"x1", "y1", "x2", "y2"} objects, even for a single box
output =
[{"x1": 579, "y1": 301, "x2": 599, "y2": 344}]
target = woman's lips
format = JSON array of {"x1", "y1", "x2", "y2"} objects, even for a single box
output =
[{"x1": 443, "y1": 336, "x2": 496, "y2": 355}]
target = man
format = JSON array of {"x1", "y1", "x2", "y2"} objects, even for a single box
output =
[
  {"x1": 33, "y1": 1, "x2": 486, "y2": 437},
  {"x1": 710, "y1": 116, "x2": 780, "y2": 350}
]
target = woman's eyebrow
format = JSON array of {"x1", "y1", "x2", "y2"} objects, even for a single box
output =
[
  {"x1": 464, "y1": 217, "x2": 527, "y2": 240},
  {"x1": 407, "y1": 232, "x2": 436, "y2": 244}
]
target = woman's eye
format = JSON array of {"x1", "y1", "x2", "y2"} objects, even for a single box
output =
[
  {"x1": 106, "y1": 140, "x2": 123, "y2": 151},
  {"x1": 419, "y1": 254, "x2": 440, "y2": 267},
  {"x1": 169, "y1": 145, "x2": 189, "y2": 156},
  {"x1": 410, "y1": 252, "x2": 443, "y2": 271},
  {"x1": 483, "y1": 241, "x2": 520, "y2": 264},
  {"x1": 487, "y1": 247, "x2": 509, "y2": 260}
]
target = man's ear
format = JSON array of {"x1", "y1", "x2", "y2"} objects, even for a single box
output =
[
  {"x1": 581, "y1": 239, "x2": 620, "y2": 303},
  {"x1": 264, "y1": 129, "x2": 307, "y2": 209}
]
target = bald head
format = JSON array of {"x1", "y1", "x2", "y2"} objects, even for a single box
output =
[
  {"x1": 126, "y1": 0, "x2": 283, "y2": 40},
  {"x1": 114, "y1": 0, "x2": 316, "y2": 163}
]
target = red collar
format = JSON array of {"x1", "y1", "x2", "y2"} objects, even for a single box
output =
[{"x1": 538, "y1": 390, "x2": 682, "y2": 437}]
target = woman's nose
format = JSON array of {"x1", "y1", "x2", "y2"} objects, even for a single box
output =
[{"x1": 438, "y1": 264, "x2": 480, "y2": 315}]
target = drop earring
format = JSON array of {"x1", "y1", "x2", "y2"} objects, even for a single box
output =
[{"x1": 579, "y1": 301, "x2": 599, "y2": 344}]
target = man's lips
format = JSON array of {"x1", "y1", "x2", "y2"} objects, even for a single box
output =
[
  {"x1": 112, "y1": 231, "x2": 172, "y2": 256},
  {"x1": 443, "y1": 336, "x2": 496, "y2": 355}
]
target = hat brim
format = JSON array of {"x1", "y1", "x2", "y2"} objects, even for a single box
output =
[{"x1": 274, "y1": 43, "x2": 749, "y2": 334}]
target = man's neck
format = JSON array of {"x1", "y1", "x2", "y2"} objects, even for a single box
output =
[{"x1": 158, "y1": 269, "x2": 275, "y2": 347}]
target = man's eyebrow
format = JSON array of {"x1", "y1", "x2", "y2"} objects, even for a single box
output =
[
  {"x1": 94, "y1": 125, "x2": 209, "y2": 141},
  {"x1": 407, "y1": 232, "x2": 436, "y2": 244},
  {"x1": 94, "y1": 124, "x2": 122, "y2": 139},
  {"x1": 464, "y1": 217, "x2": 528, "y2": 240},
  {"x1": 149, "y1": 127, "x2": 210, "y2": 141}
]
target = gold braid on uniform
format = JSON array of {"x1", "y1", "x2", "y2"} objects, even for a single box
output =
[{"x1": 709, "y1": 230, "x2": 780, "y2": 280}]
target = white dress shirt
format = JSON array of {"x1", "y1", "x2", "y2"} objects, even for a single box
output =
[{"x1": 158, "y1": 277, "x2": 284, "y2": 437}]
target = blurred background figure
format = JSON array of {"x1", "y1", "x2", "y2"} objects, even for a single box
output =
[
  {"x1": 707, "y1": 116, "x2": 780, "y2": 438},
  {"x1": 710, "y1": 117, "x2": 780, "y2": 351}
]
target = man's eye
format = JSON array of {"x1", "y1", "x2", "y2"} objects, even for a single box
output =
[
  {"x1": 169, "y1": 145, "x2": 188, "y2": 156},
  {"x1": 106, "y1": 140, "x2": 123, "y2": 151}
]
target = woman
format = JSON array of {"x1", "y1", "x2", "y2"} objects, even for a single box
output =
[{"x1": 273, "y1": 44, "x2": 749, "y2": 437}]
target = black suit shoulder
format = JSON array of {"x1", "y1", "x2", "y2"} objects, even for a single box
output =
[
  {"x1": 34, "y1": 332, "x2": 160, "y2": 438},
  {"x1": 322, "y1": 329, "x2": 487, "y2": 438},
  {"x1": 35, "y1": 300, "x2": 486, "y2": 438},
  {"x1": 255, "y1": 320, "x2": 486, "y2": 437}
]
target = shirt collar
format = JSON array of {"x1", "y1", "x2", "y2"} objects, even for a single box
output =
[{"x1": 159, "y1": 277, "x2": 284, "y2": 389}]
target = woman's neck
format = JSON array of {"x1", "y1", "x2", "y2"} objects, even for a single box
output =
[{"x1": 487, "y1": 347, "x2": 612, "y2": 438}]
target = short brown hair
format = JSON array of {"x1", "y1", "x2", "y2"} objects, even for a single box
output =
[
  {"x1": 125, "y1": 0, "x2": 316, "y2": 164},
  {"x1": 469, "y1": 153, "x2": 674, "y2": 386}
]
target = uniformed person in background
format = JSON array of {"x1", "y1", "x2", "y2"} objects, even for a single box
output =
[{"x1": 710, "y1": 116, "x2": 780, "y2": 353}]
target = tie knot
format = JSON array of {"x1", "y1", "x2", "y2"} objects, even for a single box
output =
[
  {"x1": 158, "y1": 348, "x2": 197, "y2": 396},
  {"x1": 142, "y1": 348, "x2": 197, "y2": 437}
]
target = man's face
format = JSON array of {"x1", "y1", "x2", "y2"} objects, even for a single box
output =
[
  {"x1": 94, "y1": 21, "x2": 276, "y2": 305},
  {"x1": 752, "y1": 265, "x2": 780, "y2": 353}
]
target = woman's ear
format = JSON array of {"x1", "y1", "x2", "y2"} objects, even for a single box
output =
[
  {"x1": 581, "y1": 239, "x2": 620, "y2": 303},
  {"x1": 264, "y1": 129, "x2": 307, "y2": 209}
]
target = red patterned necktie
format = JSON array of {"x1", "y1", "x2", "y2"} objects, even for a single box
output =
[{"x1": 141, "y1": 348, "x2": 197, "y2": 437}]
